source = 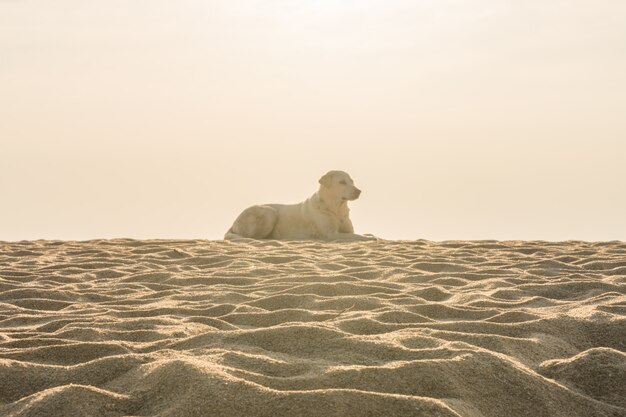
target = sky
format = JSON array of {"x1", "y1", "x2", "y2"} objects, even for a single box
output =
[{"x1": 1, "y1": 0, "x2": 625, "y2": 241}]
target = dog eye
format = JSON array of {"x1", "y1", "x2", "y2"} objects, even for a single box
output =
[{"x1": 339, "y1": 180, "x2": 347, "y2": 185}]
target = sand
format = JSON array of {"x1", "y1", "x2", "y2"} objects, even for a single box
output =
[{"x1": 0, "y1": 239, "x2": 625, "y2": 417}]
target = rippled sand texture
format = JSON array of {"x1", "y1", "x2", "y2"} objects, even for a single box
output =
[{"x1": 1, "y1": 239, "x2": 625, "y2": 417}]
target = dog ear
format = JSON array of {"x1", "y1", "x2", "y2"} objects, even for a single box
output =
[{"x1": 319, "y1": 172, "x2": 334, "y2": 188}]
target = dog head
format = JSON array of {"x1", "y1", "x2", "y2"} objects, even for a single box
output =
[{"x1": 319, "y1": 170, "x2": 361, "y2": 201}]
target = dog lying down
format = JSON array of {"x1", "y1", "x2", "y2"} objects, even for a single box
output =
[{"x1": 224, "y1": 170, "x2": 375, "y2": 241}]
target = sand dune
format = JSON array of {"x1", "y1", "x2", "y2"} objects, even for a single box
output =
[{"x1": 1, "y1": 239, "x2": 625, "y2": 417}]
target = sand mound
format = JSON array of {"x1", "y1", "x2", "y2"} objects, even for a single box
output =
[
  {"x1": 538, "y1": 347, "x2": 626, "y2": 408},
  {"x1": 1, "y1": 239, "x2": 625, "y2": 416}
]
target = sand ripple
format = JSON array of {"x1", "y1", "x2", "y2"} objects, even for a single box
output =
[{"x1": 1, "y1": 239, "x2": 625, "y2": 416}]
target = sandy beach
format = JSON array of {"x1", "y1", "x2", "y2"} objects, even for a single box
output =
[{"x1": 0, "y1": 238, "x2": 624, "y2": 417}]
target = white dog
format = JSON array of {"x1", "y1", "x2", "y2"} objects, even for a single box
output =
[{"x1": 224, "y1": 170, "x2": 373, "y2": 241}]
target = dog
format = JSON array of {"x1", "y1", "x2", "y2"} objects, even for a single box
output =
[{"x1": 224, "y1": 170, "x2": 374, "y2": 241}]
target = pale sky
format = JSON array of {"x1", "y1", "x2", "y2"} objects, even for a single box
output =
[{"x1": 1, "y1": 0, "x2": 625, "y2": 242}]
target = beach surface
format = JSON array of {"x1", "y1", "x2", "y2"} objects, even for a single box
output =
[{"x1": 1, "y1": 238, "x2": 625, "y2": 417}]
